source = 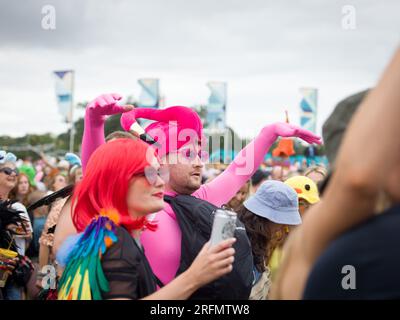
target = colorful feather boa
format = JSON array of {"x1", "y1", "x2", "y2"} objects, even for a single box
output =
[{"x1": 58, "y1": 210, "x2": 120, "y2": 300}]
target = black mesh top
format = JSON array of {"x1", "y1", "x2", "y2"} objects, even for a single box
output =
[{"x1": 101, "y1": 226, "x2": 157, "y2": 300}]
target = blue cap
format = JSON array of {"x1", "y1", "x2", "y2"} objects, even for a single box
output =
[{"x1": 243, "y1": 180, "x2": 301, "y2": 225}]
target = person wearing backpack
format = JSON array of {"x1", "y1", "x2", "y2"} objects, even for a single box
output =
[{"x1": 53, "y1": 96, "x2": 320, "y2": 299}]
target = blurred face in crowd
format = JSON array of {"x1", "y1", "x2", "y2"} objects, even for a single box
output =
[
  {"x1": 265, "y1": 159, "x2": 274, "y2": 167},
  {"x1": 17, "y1": 174, "x2": 30, "y2": 195},
  {"x1": 126, "y1": 155, "x2": 165, "y2": 217},
  {"x1": 53, "y1": 174, "x2": 67, "y2": 191},
  {"x1": 271, "y1": 166, "x2": 289, "y2": 181},
  {"x1": 306, "y1": 171, "x2": 325, "y2": 185},
  {"x1": 44, "y1": 166, "x2": 52, "y2": 176},
  {"x1": 227, "y1": 183, "x2": 250, "y2": 211},
  {"x1": 0, "y1": 162, "x2": 18, "y2": 196},
  {"x1": 163, "y1": 144, "x2": 204, "y2": 195},
  {"x1": 74, "y1": 167, "x2": 83, "y2": 184}
]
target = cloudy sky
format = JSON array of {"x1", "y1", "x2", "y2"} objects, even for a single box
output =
[{"x1": 0, "y1": 0, "x2": 399, "y2": 139}]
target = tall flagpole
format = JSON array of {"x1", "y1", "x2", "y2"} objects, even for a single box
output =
[{"x1": 69, "y1": 71, "x2": 75, "y2": 152}]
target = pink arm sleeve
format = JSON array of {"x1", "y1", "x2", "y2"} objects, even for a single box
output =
[
  {"x1": 193, "y1": 125, "x2": 277, "y2": 206},
  {"x1": 81, "y1": 109, "x2": 106, "y2": 173}
]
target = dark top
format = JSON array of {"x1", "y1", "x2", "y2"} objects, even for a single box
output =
[
  {"x1": 101, "y1": 226, "x2": 157, "y2": 300},
  {"x1": 303, "y1": 204, "x2": 400, "y2": 300}
]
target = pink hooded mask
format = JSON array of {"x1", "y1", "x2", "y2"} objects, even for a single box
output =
[{"x1": 120, "y1": 106, "x2": 204, "y2": 157}]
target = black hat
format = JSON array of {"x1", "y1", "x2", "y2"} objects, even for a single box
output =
[
  {"x1": 251, "y1": 169, "x2": 270, "y2": 187},
  {"x1": 322, "y1": 89, "x2": 369, "y2": 165}
]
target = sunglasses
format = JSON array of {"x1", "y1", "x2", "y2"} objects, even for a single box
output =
[
  {"x1": 171, "y1": 148, "x2": 209, "y2": 163},
  {"x1": 135, "y1": 166, "x2": 170, "y2": 185},
  {"x1": 0, "y1": 167, "x2": 19, "y2": 176}
]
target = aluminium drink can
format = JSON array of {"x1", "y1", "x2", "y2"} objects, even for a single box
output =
[{"x1": 210, "y1": 209, "x2": 237, "y2": 246}]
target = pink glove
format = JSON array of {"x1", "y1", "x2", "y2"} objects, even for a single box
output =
[
  {"x1": 86, "y1": 93, "x2": 133, "y2": 127},
  {"x1": 81, "y1": 93, "x2": 134, "y2": 172},
  {"x1": 269, "y1": 122, "x2": 322, "y2": 145}
]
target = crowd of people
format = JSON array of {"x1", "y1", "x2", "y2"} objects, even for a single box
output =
[
  {"x1": 0, "y1": 151, "x2": 82, "y2": 299},
  {"x1": 1, "y1": 47, "x2": 399, "y2": 300}
]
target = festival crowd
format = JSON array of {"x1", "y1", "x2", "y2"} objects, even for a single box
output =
[{"x1": 1, "y1": 48, "x2": 399, "y2": 300}]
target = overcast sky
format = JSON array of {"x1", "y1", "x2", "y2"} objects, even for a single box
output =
[{"x1": 0, "y1": 0, "x2": 399, "y2": 139}]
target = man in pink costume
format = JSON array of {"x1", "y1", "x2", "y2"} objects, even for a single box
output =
[{"x1": 80, "y1": 93, "x2": 321, "y2": 285}]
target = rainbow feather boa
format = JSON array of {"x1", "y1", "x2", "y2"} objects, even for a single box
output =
[{"x1": 58, "y1": 210, "x2": 119, "y2": 300}]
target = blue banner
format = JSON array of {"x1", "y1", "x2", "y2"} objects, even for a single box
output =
[
  {"x1": 138, "y1": 78, "x2": 159, "y2": 108},
  {"x1": 206, "y1": 82, "x2": 227, "y2": 130},
  {"x1": 54, "y1": 70, "x2": 74, "y2": 122},
  {"x1": 299, "y1": 87, "x2": 318, "y2": 133}
]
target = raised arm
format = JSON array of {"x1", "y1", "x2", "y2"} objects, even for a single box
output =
[
  {"x1": 81, "y1": 93, "x2": 133, "y2": 172},
  {"x1": 194, "y1": 123, "x2": 321, "y2": 206},
  {"x1": 272, "y1": 47, "x2": 400, "y2": 299},
  {"x1": 38, "y1": 151, "x2": 55, "y2": 169}
]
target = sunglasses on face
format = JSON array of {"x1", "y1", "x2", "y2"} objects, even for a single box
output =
[
  {"x1": 173, "y1": 148, "x2": 209, "y2": 163},
  {"x1": 0, "y1": 167, "x2": 19, "y2": 176},
  {"x1": 138, "y1": 166, "x2": 170, "y2": 185}
]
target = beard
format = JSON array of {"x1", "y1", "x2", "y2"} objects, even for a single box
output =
[{"x1": 169, "y1": 176, "x2": 201, "y2": 195}]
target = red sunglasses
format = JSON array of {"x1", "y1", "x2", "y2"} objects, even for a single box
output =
[{"x1": 134, "y1": 166, "x2": 170, "y2": 185}]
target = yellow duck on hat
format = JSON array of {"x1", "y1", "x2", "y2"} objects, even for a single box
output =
[{"x1": 284, "y1": 175, "x2": 320, "y2": 204}]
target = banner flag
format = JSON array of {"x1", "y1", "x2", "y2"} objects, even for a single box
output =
[
  {"x1": 299, "y1": 87, "x2": 317, "y2": 133},
  {"x1": 54, "y1": 70, "x2": 74, "y2": 123},
  {"x1": 206, "y1": 81, "x2": 227, "y2": 131}
]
